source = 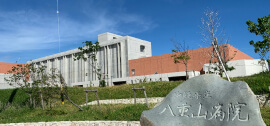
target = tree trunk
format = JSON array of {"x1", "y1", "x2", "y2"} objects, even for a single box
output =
[
  {"x1": 212, "y1": 38, "x2": 230, "y2": 81},
  {"x1": 29, "y1": 93, "x2": 33, "y2": 107},
  {"x1": 40, "y1": 90, "x2": 45, "y2": 110},
  {"x1": 219, "y1": 65, "x2": 223, "y2": 77},
  {"x1": 33, "y1": 97, "x2": 36, "y2": 108},
  {"x1": 185, "y1": 64, "x2": 188, "y2": 80},
  {"x1": 215, "y1": 43, "x2": 224, "y2": 77},
  {"x1": 208, "y1": 48, "x2": 214, "y2": 74}
]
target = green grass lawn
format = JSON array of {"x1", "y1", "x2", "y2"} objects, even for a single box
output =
[
  {"x1": 0, "y1": 72, "x2": 270, "y2": 125},
  {"x1": 68, "y1": 81, "x2": 181, "y2": 105},
  {"x1": 0, "y1": 103, "x2": 269, "y2": 125},
  {"x1": 0, "y1": 81, "x2": 181, "y2": 106},
  {"x1": 261, "y1": 107, "x2": 270, "y2": 125},
  {"x1": 230, "y1": 72, "x2": 270, "y2": 94},
  {"x1": 0, "y1": 104, "x2": 150, "y2": 123}
]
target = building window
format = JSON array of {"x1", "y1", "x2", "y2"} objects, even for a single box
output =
[
  {"x1": 140, "y1": 45, "x2": 145, "y2": 52},
  {"x1": 132, "y1": 69, "x2": 135, "y2": 75}
]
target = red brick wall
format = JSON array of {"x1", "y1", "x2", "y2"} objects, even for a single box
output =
[
  {"x1": 129, "y1": 44, "x2": 253, "y2": 76},
  {"x1": 226, "y1": 44, "x2": 253, "y2": 61},
  {"x1": 0, "y1": 62, "x2": 22, "y2": 73}
]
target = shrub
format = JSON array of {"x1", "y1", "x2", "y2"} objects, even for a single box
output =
[{"x1": 99, "y1": 80, "x2": 106, "y2": 87}]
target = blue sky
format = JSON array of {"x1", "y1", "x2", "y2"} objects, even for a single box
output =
[{"x1": 0, "y1": 0, "x2": 269, "y2": 63}]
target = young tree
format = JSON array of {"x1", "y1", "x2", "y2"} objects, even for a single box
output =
[
  {"x1": 5, "y1": 64, "x2": 83, "y2": 111},
  {"x1": 74, "y1": 41, "x2": 102, "y2": 86},
  {"x1": 31, "y1": 65, "x2": 47, "y2": 110},
  {"x1": 246, "y1": 14, "x2": 270, "y2": 70},
  {"x1": 171, "y1": 40, "x2": 190, "y2": 80},
  {"x1": 5, "y1": 64, "x2": 47, "y2": 108},
  {"x1": 200, "y1": 9, "x2": 235, "y2": 81}
]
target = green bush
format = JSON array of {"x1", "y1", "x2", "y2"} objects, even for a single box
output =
[{"x1": 99, "y1": 80, "x2": 106, "y2": 87}]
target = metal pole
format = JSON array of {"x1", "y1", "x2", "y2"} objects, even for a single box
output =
[{"x1": 61, "y1": 84, "x2": 64, "y2": 104}]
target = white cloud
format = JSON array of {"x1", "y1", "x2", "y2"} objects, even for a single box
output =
[
  {"x1": 0, "y1": 2, "x2": 156, "y2": 53},
  {"x1": 0, "y1": 10, "x2": 59, "y2": 52}
]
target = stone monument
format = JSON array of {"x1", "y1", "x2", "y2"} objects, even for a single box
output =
[{"x1": 140, "y1": 74, "x2": 266, "y2": 126}]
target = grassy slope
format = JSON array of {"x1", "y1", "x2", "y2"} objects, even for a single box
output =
[
  {"x1": 0, "y1": 73, "x2": 270, "y2": 125},
  {"x1": 1, "y1": 72, "x2": 270, "y2": 106},
  {"x1": 0, "y1": 88, "x2": 29, "y2": 108},
  {"x1": 261, "y1": 107, "x2": 270, "y2": 125},
  {"x1": 0, "y1": 104, "x2": 151, "y2": 123},
  {"x1": 0, "y1": 81, "x2": 181, "y2": 108},
  {"x1": 230, "y1": 72, "x2": 270, "y2": 95},
  {"x1": 68, "y1": 81, "x2": 181, "y2": 105},
  {"x1": 0, "y1": 103, "x2": 269, "y2": 125}
]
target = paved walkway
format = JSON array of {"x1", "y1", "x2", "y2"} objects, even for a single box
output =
[
  {"x1": 81, "y1": 95, "x2": 270, "y2": 107},
  {"x1": 81, "y1": 97, "x2": 164, "y2": 106}
]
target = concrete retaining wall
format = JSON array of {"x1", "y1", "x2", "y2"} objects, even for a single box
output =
[
  {"x1": 82, "y1": 96, "x2": 270, "y2": 107},
  {"x1": 0, "y1": 121, "x2": 140, "y2": 126},
  {"x1": 81, "y1": 97, "x2": 164, "y2": 106}
]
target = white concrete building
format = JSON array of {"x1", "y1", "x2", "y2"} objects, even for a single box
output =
[
  {"x1": 26, "y1": 32, "x2": 269, "y2": 88},
  {"x1": 0, "y1": 73, "x2": 14, "y2": 89},
  {"x1": 125, "y1": 71, "x2": 201, "y2": 84},
  {"x1": 27, "y1": 32, "x2": 152, "y2": 87},
  {"x1": 203, "y1": 59, "x2": 269, "y2": 77}
]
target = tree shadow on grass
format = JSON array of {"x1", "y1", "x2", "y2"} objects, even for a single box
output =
[{"x1": 0, "y1": 88, "x2": 18, "y2": 113}]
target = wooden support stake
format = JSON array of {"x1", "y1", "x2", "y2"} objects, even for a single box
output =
[
  {"x1": 212, "y1": 38, "x2": 230, "y2": 82},
  {"x1": 86, "y1": 92, "x2": 88, "y2": 107},
  {"x1": 132, "y1": 86, "x2": 149, "y2": 108},
  {"x1": 134, "y1": 87, "x2": 137, "y2": 105},
  {"x1": 95, "y1": 90, "x2": 101, "y2": 110},
  {"x1": 84, "y1": 89, "x2": 101, "y2": 109},
  {"x1": 143, "y1": 86, "x2": 149, "y2": 108}
]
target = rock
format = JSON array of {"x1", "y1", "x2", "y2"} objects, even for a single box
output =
[{"x1": 140, "y1": 74, "x2": 266, "y2": 126}]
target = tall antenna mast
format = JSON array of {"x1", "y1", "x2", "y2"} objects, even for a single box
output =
[
  {"x1": 57, "y1": 0, "x2": 61, "y2": 52},
  {"x1": 16, "y1": 57, "x2": 21, "y2": 63}
]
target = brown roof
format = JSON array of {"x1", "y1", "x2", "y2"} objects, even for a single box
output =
[
  {"x1": 128, "y1": 44, "x2": 253, "y2": 76},
  {"x1": 0, "y1": 62, "x2": 23, "y2": 73}
]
